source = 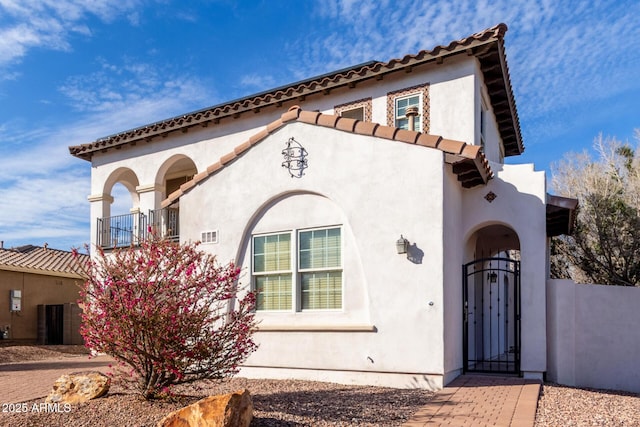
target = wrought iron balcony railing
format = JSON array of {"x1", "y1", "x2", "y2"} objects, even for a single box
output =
[
  {"x1": 97, "y1": 212, "x2": 147, "y2": 249},
  {"x1": 96, "y1": 208, "x2": 179, "y2": 249},
  {"x1": 149, "y1": 207, "x2": 179, "y2": 242}
]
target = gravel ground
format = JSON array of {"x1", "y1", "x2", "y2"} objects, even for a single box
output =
[
  {"x1": 535, "y1": 383, "x2": 640, "y2": 427},
  {"x1": 2, "y1": 345, "x2": 640, "y2": 426},
  {"x1": 0, "y1": 344, "x2": 433, "y2": 426},
  {"x1": 0, "y1": 343, "x2": 89, "y2": 363},
  {"x1": 1, "y1": 377, "x2": 433, "y2": 426}
]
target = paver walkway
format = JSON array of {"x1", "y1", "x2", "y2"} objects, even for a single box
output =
[
  {"x1": 0, "y1": 355, "x2": 114, "y2": 403},
  {"x1": 403, "y1": 375, "x2": 540, "y2": 427}
]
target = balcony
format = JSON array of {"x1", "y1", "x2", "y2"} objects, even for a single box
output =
[
  {"x1": 149, "y1": 207, "x2": 179, "y2": 242},
  {"x1": 96, "y1": 208, "x2": 179, "y2": 249}
]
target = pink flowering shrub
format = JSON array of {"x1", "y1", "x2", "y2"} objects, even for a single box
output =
[{"x1": 74, "y1": 237, "x2": 257, "y2": 399}]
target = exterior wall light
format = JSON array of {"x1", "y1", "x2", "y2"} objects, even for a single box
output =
[
  {"x1": 488, "y1": 272, "x2": 498, "y2": 283},
  {"x1": 396, "y1": 235, "x2": 409, "y2": 254}
]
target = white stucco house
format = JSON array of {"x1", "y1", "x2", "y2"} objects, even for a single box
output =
[{"x1": 69, "y1": 23, "x2": 576, "y2": 390}]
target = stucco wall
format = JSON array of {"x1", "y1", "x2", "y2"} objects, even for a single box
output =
[
  {"x1": 83, "y1": 53, "x2": 514, "y2": 389},
  {"x1": 547, "y1": 279, "x2": 640, "y2": 393},
  {"x1": 461, "y1": 162, "x2": 548, "y2": 378},
  {"x1": 0, "y1": 270, "x2": 81, "y2": 341},
  {"x1": 179, "y1": 122, "x2": 448, "y2": 388},
  {"x1": 86, "y1": 55, "x2": 485, "y2": 248},
  {"x1": 442, "y1": 168, "x2": 464, "y2": 383}
]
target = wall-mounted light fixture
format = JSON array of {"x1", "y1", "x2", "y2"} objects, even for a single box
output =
[
  {"x1": 396, "y1": 235, "x2": 409, "y2": 254},
  {"x1": 281, "y1": 137, "x2": 308, "y2": 178},
  {"x1": 488, "y1": 271, "x2": 498, "y2": 283}
]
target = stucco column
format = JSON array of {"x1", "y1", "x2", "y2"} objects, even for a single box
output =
[
  {"x1": 136, "y1": 183, "x2": 164, "y2": 212},
  {"x1": 136, "y1": 183, "x2": 164, "y2": 239},
  {"x1": 87, "y1": 193, "x2": 114, "y2": 252}
]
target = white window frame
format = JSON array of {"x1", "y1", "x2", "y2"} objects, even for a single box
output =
[
  {"x1": 252, "y1": 226, "x2": 343, "y2": 312},
  {"x1": 395, "y1": 93, "x2": 423, "y2": 131},
  {"x1": 252, "y1": 231, "x2": 293, "y2": 311}
]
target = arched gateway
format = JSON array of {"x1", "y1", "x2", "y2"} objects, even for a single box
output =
[{"x1": 463, "y1": 225, "x2": 521, "y2": 375}]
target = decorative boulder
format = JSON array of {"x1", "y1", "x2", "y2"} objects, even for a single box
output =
[
  {"x1": 158, "y1": 389, "x2": 253, "y2": 427},
  {"x1": 46, "y1": 371, "x2": 110, "y2": 404}
]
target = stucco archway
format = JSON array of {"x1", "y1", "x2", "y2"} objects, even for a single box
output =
[
  {"x1": 235, "y1": 190, "x2": 370, "y2": 323},
  {"x1": 155, "y1": 155, "x2": 198, "y2": 200},
  {"x1": 96, "y1": 168, "x2": 142, "y2": 248},
  {"x1": 102, "y1": 167, "x2": 141, "y2": 216},
  {"x1": 463, "y1": 224, "x2": 521, "y2": 375}
]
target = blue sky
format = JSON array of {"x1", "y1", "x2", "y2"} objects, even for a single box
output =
[{"x1": 0, "y1": 0, "x2": 638, "y2": 251}]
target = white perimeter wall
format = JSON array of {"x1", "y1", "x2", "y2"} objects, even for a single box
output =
[{"x1": 547, "y1": 279, "x2": 640, "y2": 393}]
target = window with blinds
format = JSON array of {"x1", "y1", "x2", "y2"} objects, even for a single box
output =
[
  {"x1": 299, "y1": 228, "x2": 342, "y2": 310},
  {"x1": 252, "y1": 227, "x2": 342, "y2": 311},
  {"x1": 253, "y1": 233, "x2": 292, "y2": 310}
]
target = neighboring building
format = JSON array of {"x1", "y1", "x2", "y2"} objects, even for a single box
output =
[
  {"x1": 69, "y1": 24, "x2": 575, "y2": 389},
  {"x1": 0, "y1": 243, "x2": 87, "y2": 344}
]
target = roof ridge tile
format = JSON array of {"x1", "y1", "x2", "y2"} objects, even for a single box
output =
[
  {"x1": 394, "y1": 129, "x2": 420, "y2": 144},
  {"x1": 316, "y1": 114, "x2": 340, "y2": 128},
  {"x1": 438, "y1": 139, "x2": 467, "y2": 155},
  {"x1": 354, "y1": 121, "x2": 378, "y2": 136},
  {"x1": 373, "y1": 125, "x2": 399, "y2": 140},
  {"x1": 416, "y1": 134, "x2": 442, "y2": 148},
  {"x1": 335, "y1": 117, "x2": 358, "y2": 133},
  {"x1": 298, "y1": 110, "x2": 321, "y2": 125}
]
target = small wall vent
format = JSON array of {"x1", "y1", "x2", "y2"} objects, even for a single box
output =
[{"x1": 201, "y1": 230, "x2": 218, "y2": 244}]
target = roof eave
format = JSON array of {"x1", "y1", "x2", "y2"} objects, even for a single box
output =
[
  {"x1": 69, "y1": 23, "x2": 523, "y2": 160},
  {"x1": 546, "y1": 194, "x2": 579, "y2": 237}
]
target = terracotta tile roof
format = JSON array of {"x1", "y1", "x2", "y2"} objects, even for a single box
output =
[
  {"x1": 69, "y1": 23, "x2": 522, "y2": 160},
  {"x1": 161, "y1": 106, "x2": 493, "y2": 208},
  {"x1": 0, "y1": 245, "x2": 89, "y2": 279}
]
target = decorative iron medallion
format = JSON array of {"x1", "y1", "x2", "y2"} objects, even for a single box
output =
[{"x1": 282, "y1": 137, "x2": 308, "y2": 178}]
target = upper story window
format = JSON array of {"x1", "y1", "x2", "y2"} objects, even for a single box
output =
[
  {"x1": 334, "y1": 98, "x2": 372, "y2": 122},
  {"x1": 395, "y1": 94, "x2": 422, "y2": 131},
  {"x1": 253, "y1": 226, "x2": 342, "y2": 311},
  {"x1": 387, "y1": 83, "x2": 430, "y2": 133},
  {"x1": 340, "y1": 106, "x2": 365, "y2": 121}
]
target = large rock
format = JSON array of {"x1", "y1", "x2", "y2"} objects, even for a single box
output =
[
  {"x1": 46, "y1": 371, "x2": 110, "y2": 404},
  {"x1": 158, "y1": 389, "x2": 253, "y2": 427}
]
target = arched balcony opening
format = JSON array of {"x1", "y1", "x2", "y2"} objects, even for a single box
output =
[
  {"x1": 97, "y1": 168, "x2": 144, "y2": 249},
  {"x1": 149, "y1": 156, "x2": 197, "y2": 243}
]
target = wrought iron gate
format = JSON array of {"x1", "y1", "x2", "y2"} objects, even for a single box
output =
[{"x1": 463, "y1": 257, "x2": 520, "y2": 374}]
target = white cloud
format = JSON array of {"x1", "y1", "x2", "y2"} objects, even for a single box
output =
[
  {"x1": 58, "y1": 57, "x2": 213, "y2": 118},
  {"x1": 0, "y1": 58, "x2": 215, "y2": 249},
  {"x1": 0, "y1": 166, "x2": 90, "y2": 250},
  {"x1": 0, "y1": 0, "x2": 143, "y2": 67},
  {"x1": 239, "y1": 74, "x2": 277, "y2": 91},
  {"x1": 300, "y1": 0, "x2": 640, "y2": 141}
]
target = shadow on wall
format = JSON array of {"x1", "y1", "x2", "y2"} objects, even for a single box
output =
[
  {"x1": 407, "y1": 243, "x2": 424, "y2": 264},
  {"x1": 407, "y1": 375, "x2": 442, "y2": 390}
]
